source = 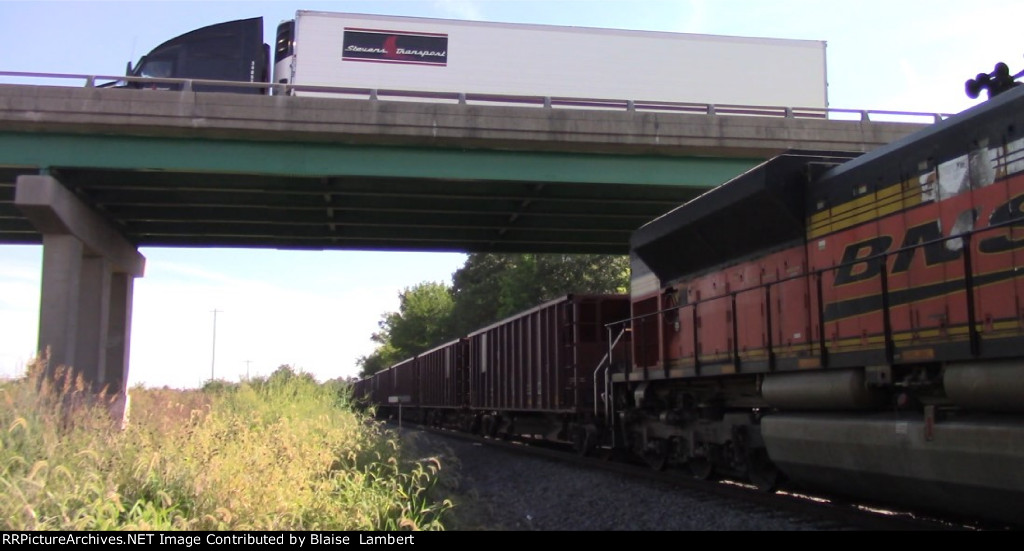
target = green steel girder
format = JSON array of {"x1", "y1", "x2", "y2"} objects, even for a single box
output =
[
  {"x1": 0, "y1": 131, "x2": 761, "y2": 186},
  {"x1": 0, "y1": 130, "x2": 768, "y2": 253}
]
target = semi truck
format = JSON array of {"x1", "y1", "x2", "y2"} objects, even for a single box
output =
[
  {"x1": 127, "y1": 11, "x2": 829, "y2": 108},
  {"x1": 126, "y1": 16, "x2": 269, "y2": 94}
]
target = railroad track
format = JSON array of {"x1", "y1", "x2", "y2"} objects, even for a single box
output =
[{"x1": 401, "y1": 422, "x2": 996, "y2": 531}]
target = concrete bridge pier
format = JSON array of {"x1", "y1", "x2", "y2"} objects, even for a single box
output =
[{"x1": 15, "y1": 175, "x2": 145, "y2": 398}]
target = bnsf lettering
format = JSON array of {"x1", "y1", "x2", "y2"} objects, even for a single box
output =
[
  {"x1": 978, "y1": 194, "x2": 1024, "y2": 253},
  {"x1": 891, "y1": 219, "x2": 964, "y2": 272},
  {"x1": 833, "y1": 194, "x2": 1024, "y2": 286},
  {"x1": 834, "y1": 236, "x2": 891, "y2": 284}
]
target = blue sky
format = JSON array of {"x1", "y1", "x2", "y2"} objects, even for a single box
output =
[{"x1": 1, "y1": 0, "x2": 1021, "y2": 387}]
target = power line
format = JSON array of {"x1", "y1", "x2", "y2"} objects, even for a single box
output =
[{"x1": 210, "y1": 308, "x2": 222, "y2": 382}]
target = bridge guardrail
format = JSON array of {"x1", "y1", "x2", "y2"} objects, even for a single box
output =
[{"x1": 0, "y1": 70, "x2": 951, "y2": 124}]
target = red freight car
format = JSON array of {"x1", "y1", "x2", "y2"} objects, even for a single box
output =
[
  {"x1": 368, "y1": 367, "x2": 392, "y2": 413},
  {"x1": 467, "y1": 294, "x2": 630, "y2": 446},
  {"x1": 390, "y1": 356, "x2": 419, "y2": 407},
  {"x1": 416, "y1": 338, "x2": 470, "y2": 428},
  {"x1": 351, "y1": 376, "x2": 371, "y2": 407}
]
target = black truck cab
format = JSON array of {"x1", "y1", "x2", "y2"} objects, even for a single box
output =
[{"x1": 126, "y1": 17, "x2": 269, "y2": 93}]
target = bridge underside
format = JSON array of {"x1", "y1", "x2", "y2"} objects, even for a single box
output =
[
  {"x1": 0, "y1": 132, "x2": 760, "y2": 254},
  {"x1": 1, "y1": 83, "x2": 926, "y2": 394},
  {"x1": 0, "y1": 122, "x2": 762, "y2": 396}
]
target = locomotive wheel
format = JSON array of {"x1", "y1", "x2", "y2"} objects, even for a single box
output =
[
  {"x1": 572, "y1": 426, "x2": 597, "y2": 457},
  {"x1": 746, "y1": 449, "x2": 780, "y2": 492},
  {"x1": 687, "y1": 457, "x2": 715, "y2": 480}
]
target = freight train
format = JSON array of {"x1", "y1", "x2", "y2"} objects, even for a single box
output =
[{"x1": 354, "y1": 69, "x2": 1024, "y2": 527}]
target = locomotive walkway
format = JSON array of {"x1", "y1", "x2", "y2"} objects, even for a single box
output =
[{"x1": 0, "y1": 73, "x2": 937, "y2": 394}]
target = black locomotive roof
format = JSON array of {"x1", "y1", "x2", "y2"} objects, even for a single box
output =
[
  {"x1": 814, "y1": 85, "x2": 1024, "y2": 205},
  {"x1": 631, "y1": 85, "x2": 1024, "y2": 285},
  {"x1": 630, "y1": 151, "x2": 857, "y2": 284}
]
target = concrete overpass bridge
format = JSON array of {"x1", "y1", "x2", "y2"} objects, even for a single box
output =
[{"x1": 0, "y1": 75, "x2": 937, "y2": 394}]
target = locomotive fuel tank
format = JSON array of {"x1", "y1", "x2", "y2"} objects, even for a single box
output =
[{"x1": 762, "y1": 412, "x2": 1024, "y2": 526}]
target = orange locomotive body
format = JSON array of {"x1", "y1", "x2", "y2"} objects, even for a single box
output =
[{"x1": 618, "y1": 85, "x2": 1024, "y2": 525}]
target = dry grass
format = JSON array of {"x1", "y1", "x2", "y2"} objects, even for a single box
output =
[{"x1": 0, "y1": 361, "x2": 454, "y2": 530}]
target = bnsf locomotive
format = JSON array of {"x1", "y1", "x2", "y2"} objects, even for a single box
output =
[{"x1": 356, "y1": 77, "x2": 1024, "y2": 527}]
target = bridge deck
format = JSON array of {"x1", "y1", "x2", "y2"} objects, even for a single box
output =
[{"x1": 0, "y1": 84, "x2": 930, "y2": 254}]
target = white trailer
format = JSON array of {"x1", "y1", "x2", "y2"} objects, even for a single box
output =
[{"x1": 274, "y1": 11, "x2": 828, "y2": 108}]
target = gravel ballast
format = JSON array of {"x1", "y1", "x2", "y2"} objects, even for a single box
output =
[{"x1": 404, "y1": 429, "x2": 841, "y2": 531}]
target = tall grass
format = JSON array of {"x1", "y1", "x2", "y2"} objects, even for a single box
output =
[{"x1": 0, "y1": 362, "x2": 453, "y2": 530}]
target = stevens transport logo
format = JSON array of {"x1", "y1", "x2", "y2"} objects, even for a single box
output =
[{"x1": 342, "y1": 28, "x2": 448, "y2": 66}]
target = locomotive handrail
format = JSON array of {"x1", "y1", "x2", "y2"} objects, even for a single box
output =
[
  {"x1": 593, "y1": 325, "x2": 630, "y2": 419},
  {"x1": 610, "y1": 215, "x2": 1023, "y2": 377},
  {"x1": 0, "y1": 70, "x2": 951, "y2": 122}
]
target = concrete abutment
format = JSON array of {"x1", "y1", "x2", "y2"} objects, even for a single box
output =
[{"x1": 15, "y1": 175, "x2": 144, "y2": 401}]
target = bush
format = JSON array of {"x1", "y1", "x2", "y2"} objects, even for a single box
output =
[{"x1": 0, "y1": 360, "x2": 453, "y2": 530}]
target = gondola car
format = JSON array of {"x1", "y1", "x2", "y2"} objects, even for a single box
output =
[
  {"x1": 373, "y1": 294, "x2": 631, "y2": 448},
  {"x1": 466, "y1": 294, "x2": 630, "y2": 448}
]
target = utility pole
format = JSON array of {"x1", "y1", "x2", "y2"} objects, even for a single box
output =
[
  {"x1": 210, "y1": 308, "x2": 221, "y2": 382},
  {"x1": 245, "y1": 359, "x2": 252, "y2": 380}
]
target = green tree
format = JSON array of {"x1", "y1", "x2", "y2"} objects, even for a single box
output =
[
  {"x1": 451, "y1": 253, "x2": 629, "y2": 333},
  {"x1": 356, "y1": 281, "x2": 456, "y2": 377},
  {"x1": 387, "y1": 281, "x2": 456, "y2": 353},
  {"x1": 356, "y1": 342, "x2": 402, "y2": 379},
  {"x1": 357, "y1": 254, "x2": 629, "y2": 378},
  {"x1": 449, "y1": 253, "x2": 516, "y2": 335}
]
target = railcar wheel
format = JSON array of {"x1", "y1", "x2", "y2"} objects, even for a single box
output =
[
  {"x1": 465, "y1": 413, "x2": 481, "y2": 435},
  {"x1": 483, "y1": 414, "x2": 500, "y2": 438}
]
